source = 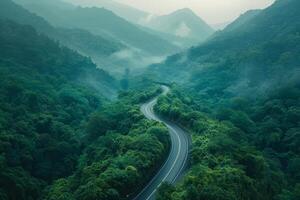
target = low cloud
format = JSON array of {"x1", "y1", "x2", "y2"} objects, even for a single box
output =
[
  {"x1": 112, "y1": 49, "x2": 135, "y2": 59},
  {"x1": 139, "y1": 14, "x2": 157, "y2": 24},
  {"x1": 175, "y1": 22, "x2": 191, "y2": 37}
]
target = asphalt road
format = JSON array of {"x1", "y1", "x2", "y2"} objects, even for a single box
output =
[{"x1": 133, "y1": 86, "x2": 191, "y2": 200}]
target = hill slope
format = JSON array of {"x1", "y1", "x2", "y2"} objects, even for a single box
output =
[
  {"x1": 63, "y1": 1, "x2": 212, "y2": 48},
  {"x1": 0, "y1": 19, "x2": 116, "y2": 199},
  {"x1": 64, "y1": 0, "x2": 149, "y2": 24},
  {"x1": 145, "y1": 8, "x2": 214, "y2": 42},
  {"x1": 150, "y1": 0, "x2": 300, "y2": 96},
  {"x1": 15, "y1": 0, "x2": 177, "y2": 56},
  {"x1": 8, "y1": 0, "x2": 171, "y2": 76},
  {"x1": 0, "y1": 19, "x2": 171, "y2": 200},
  {"x1": 150, "y1": 1, "x2": 300, "y2": 199},
  {"x1": 1, "y1": 0, "x2": 126, "y2": 74}
]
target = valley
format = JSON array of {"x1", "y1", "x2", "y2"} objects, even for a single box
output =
[{"x1": 0, "y1": 0, "x2": 299, "y2": 200}]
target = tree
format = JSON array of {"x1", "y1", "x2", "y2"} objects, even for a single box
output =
[
  {"x1": 86, "y1": 114, "x2": 110, "y2": 140},
  {"x1": 157, "y1": 183, "x2": 175, "y2": 200}
]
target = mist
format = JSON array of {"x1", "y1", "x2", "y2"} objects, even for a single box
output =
[
  {"x1": 1, "y1": 1, "x2": 299, "y2": 200},
  {"x1": 66, "y1": 0, "x2": 275, "y2": 24}
]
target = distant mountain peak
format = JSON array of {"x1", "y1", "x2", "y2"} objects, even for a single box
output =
[
  {"x1": 142, "y1": 7, "x2": 214, "y2": 43},
  {"x1": 175, "y1": 8, "x2": 193, "y2": 13},
  {"x1": 169, "y1": 8, "x2": 197, "y2": 17}
]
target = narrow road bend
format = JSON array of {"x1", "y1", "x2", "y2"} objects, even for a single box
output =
[{"x1": 133, "y1": 85, "x2": 191, "y2": 200}]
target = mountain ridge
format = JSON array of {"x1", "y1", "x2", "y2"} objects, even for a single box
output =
[
  {"x1": 149, "y1": 0, "x2": 300, "y2": 97},
  {"x1": 16, "y1": 0, "x2": 178, "y2": 56},
  {"x1": 63, "y1": 0, "x2": 149, "y2": 24},
  {"x1": 144, "y1": 7, "x2": 214, "y2": 44},
  {"x1": 2, "y1": 0, "x2": 125, "y2": 65}
]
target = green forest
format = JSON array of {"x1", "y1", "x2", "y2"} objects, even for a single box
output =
[
  {"x1": 151, "y1": 1, "x2": 300, "y2": 199},
  {"x1": 0, "y1": 0, "x2": 299, "y2": 200},
  {"x1": 0, "y1": 19, "x2": 169, "y2": 199},
  {"x1": 155, "y1": 83, "x2": 300, "y2": 200}
]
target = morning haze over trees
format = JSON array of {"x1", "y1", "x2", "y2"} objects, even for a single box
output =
[{"x1": 0, "y1": 0, "x2": 299, "y2": 200}]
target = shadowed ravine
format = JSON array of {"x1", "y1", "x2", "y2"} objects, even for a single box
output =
[{"x1": 134, "y1": 86, "x2": 191, "y2": 200}]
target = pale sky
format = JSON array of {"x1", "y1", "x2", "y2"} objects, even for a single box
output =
[{"x1": 116, "y1": 0, "x2": 275, "y2": 24}]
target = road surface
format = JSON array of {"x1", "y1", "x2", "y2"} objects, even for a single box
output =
[{"x1": 133, "y1": 86, "x2": 191, "y2": 200}]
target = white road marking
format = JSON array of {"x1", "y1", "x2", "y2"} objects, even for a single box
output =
[
  {"x1": 134, "y1": 86, "x2": 189, "y2": 200},
  {"x1": 145, "y1": 125, "x2": 182, "y2": 200}
]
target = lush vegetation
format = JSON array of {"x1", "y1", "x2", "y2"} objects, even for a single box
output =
[
  {"x1": 44, "y1": 96, "x2": 169, "y2": 200},
  {"x1": 150, "y1": 0, "x2": 300, "y2": 98},
  {"x1": 1, "y1": 0, "x2": 299, "y2": 200},
  {"x1": 150, "y1": 1, "x2": 300, "y2": 199},
  {"x1": 154, "y1": 83, "x2": 300, "y2": 200},
  {"x1": 0, "y1": 19, "x2": 170, "y2": 200},
  {"x1": 1, "y1": 0, "x2": 127, "y2": 76},
  {"x1": 14, "y1": 0, "x2": 177, "y2": 56},
  {"x1": 1, "y1": 0, "x2": 124, "y2": 57}
]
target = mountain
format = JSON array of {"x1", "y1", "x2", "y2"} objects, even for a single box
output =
[
  {"x1": 64, "y1": 0, "x2": 149, "y2": 24},
  {"x1": 64, "y1": 1, "x2": 212, "y2": 48},
  {"x1": 211, "y1": 21, "x2": 231, "y2": 30},
  {"x1": 144, "y1": 8, "x2": 214, "y2": 44},
  {"x1": 149, "y1": 1, "x2": 300, "y2": 199},
  {"x1": 2, "y1": 0, "x2": 127, "y2": 75},
  {"x1": 8, "y1": 0, "x2": 173, "y2": 76},
  {"x1": 0, "y1": 19, "x2": 110, "y2": 200},
  {"x1": 0, "y1": 19, "x2": 117, "y2": 95},
  {"x1": 16, "y1": 0, "x2": 76, "y2": 10},
  {"x1": 0, "y1": 6, "x2": 121, "y2": 200},
  {"x1": 63, "y1": 0, "x2": 215, "y2": 46},
  {"x1": 224, "y1": 9, "x2": 261, "y2": 32},
  {"x1": 15, "y1": 0, "x2": 177, "y2": 56},
  {"x1": 204, "y1": 0, "x2": 300, "y2": 52},
  {"x1": 150, "y1": 0, "x2": 300, "y2": 96}
]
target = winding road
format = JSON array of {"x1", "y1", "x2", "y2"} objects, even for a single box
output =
[{"x1": 133, "y1": 86, "x2": 191, "y2": 200}]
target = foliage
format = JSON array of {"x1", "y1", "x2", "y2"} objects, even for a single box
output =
[
  {"x1": 155, "y1": 83, "x2": 300, "y2": 199},
  {"x1": 44, "y1": 92, "x2": 170, "y2": 200},
  {"x1": 0, "y1": 19, "x2": 169, "y2": 200},
  {"x1": 150, "y1": 0, "x2": 300, "y2": 100},
  {"x1": 151, "y1": 2, "x2": 300, "y2": 198}
]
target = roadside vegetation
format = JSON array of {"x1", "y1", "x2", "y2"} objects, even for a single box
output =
[
  {"x1": 0, "y1": 19, "x2": 170, "y2": 200},
  {"x1": 44, "y1": 89, "x2": 170, "y2": 200},
  {"x1": 155, "y1": 84, "x2": 300, "y2": 200}
]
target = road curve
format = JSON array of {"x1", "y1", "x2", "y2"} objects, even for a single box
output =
[{"x1": 133, "y1": 86, "x2": 191, "y2": 200}]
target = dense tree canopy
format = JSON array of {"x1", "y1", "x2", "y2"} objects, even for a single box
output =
[
  {"x1": 0, "y1": 19, "x2": 170, "y2": 200},
  {"x1": 1, "y1": 0, "x2": 299, "y2": 199},
  {"x1": 155, "y1": 82, "x2": 300, "y2": 200}
]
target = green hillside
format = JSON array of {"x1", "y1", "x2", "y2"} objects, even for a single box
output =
[
  {"x1": 0, "y1": 19, "x2": 170, "y2": 200},
  {"x1": 0, "y1": 0, "x2": 299, "y2": 200},
  {"x1": 147, "y1": 1, "x2": 300, "y2": 199},
  {"x1": 64, "y1": 0, "x2": 149, "y2": 24},
  {"x1": 1, "y1": 0, "x2": 125, "y2": 72},
  {"x1": 15, "y1": 0, "x2": 178, "y2": 56},
  {"x1": 0, "y1": 19, "x2": 112, "y2": 199},
  {"x1": 151, "y1": 0, "x2": 300, "y2": 97},
  {"x1": 146, "y1": 8, "x2": 214, "y2": 42}
]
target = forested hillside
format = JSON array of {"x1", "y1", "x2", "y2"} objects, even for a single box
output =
[
  {"x1": 146, "y1": 0, "x2": 300, "y2": 199},
  {"x1": 0, "y1": 0, "x2": 299, "y2": 200},
  {"x1": 6, "y1": 0, "x2": 180, "y2": 76},
  {"x1": 14, "y1": 0, "x2": 177, "y2": 56},
  {"x1": 1, "y1": 0, "x2": 130, "y2": 76},
  {"x1": 155, "y1": 83, "x2": 300, "y2": 200},
  {"x1": 144, "y1": 8, "x2": 214, "y2": 43},
  {"x1": 63, "y1": 0, "x2": 149, "y2": 25},
  {"x1": 150, "y1": 0, "x2": 300, "y2": 97},
  {"x1": 0, "y1": 19, "x2": 170, "y2": 200},
  {"x1": 43, "y1": 90, "x2": 170, "y2": 200},
  {"x1": 0, "y1": 19, "x2": 111, "y2": 199}
]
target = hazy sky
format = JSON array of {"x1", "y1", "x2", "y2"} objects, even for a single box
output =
[{"x1": 116, "y1": 0, "x2": 275, "y2": 24}]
